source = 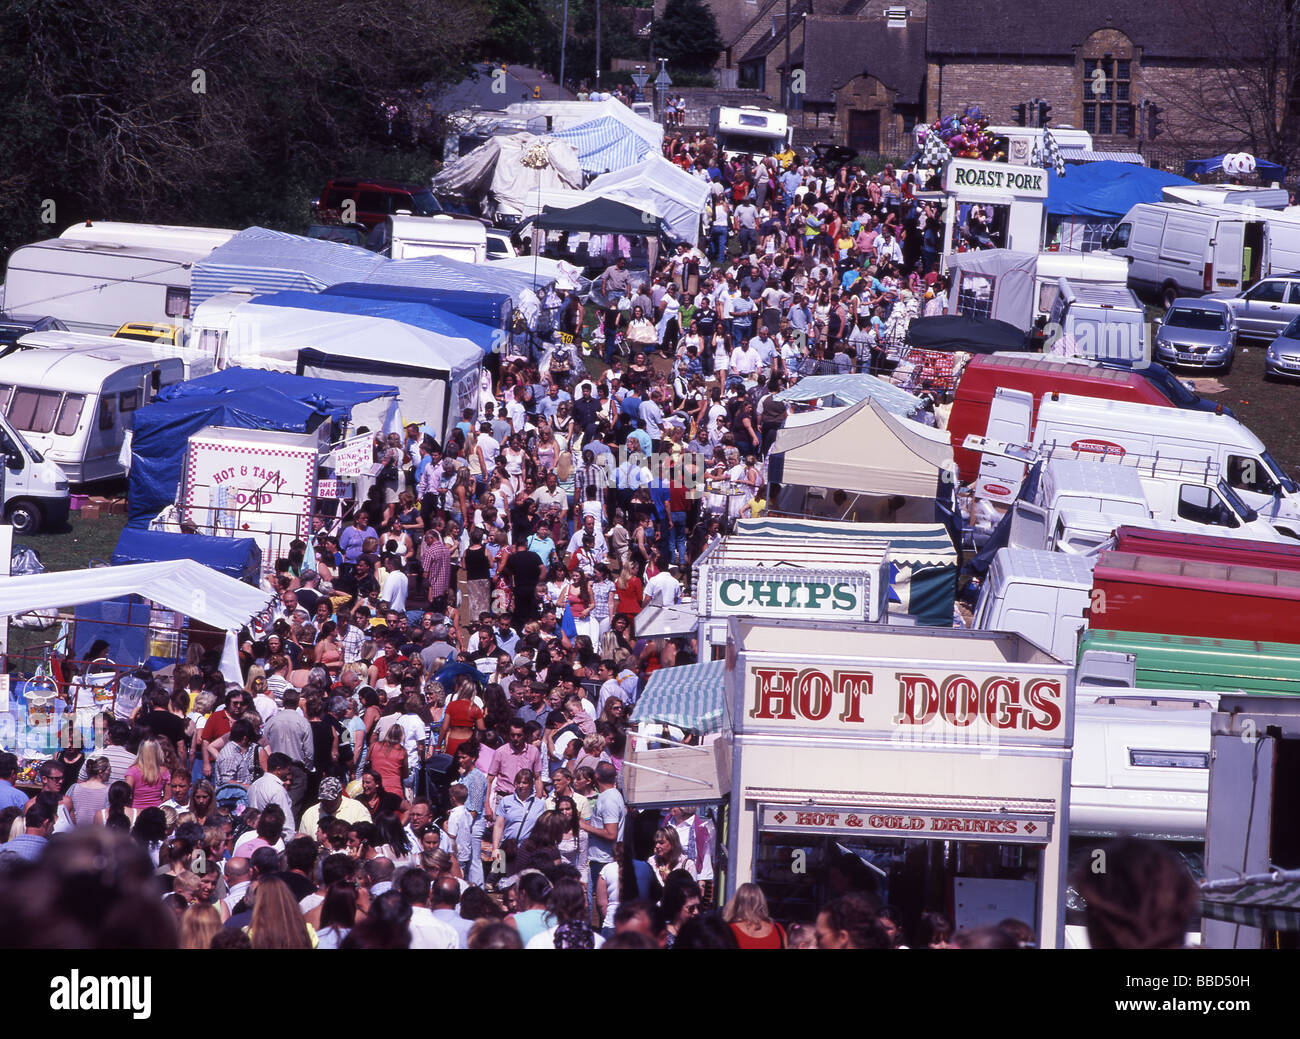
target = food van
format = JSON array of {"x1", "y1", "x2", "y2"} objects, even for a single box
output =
[
  {"x1": 692, "y1": 530, "x2": 890, "y2": 658},
  {"x1": 939, "y1": 159, "x2": 1049, "y2": 267},
  {"x1": 727, "y1": 617, "x2": 1074, "y2": 947}
]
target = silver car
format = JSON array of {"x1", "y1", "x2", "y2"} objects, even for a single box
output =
[
  {"x1": 1153, "y1": 297, "x2": 1237, "y2": 372},
  {"x1": 1265, "y1": 317, "x2": 1300, "y2": 379},
  {"x1": 1215, "y1": 275, "x2": 1300, "y2": 341}
]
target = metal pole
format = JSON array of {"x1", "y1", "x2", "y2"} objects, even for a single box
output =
[
  {"x1": 595, "y1": 0, "x2": 602, "y2": 91},
  {"x1": 559, "y1": 0, "x2": 569, "y2": 99},
  {"x1": 784, "y1": 0, "x2": 791, "y2": 112}
]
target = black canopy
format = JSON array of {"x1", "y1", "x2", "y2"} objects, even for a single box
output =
[
  {"x1": 533, "y1": 195, "x2": 664, "y2": 236},
  {"x1": 907, "y1": 314, "x2": 1030, "y2": 354}
]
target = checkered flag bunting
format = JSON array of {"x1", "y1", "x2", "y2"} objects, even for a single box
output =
[
  {"x1": 1035, "y1": 127, "x2": 1066, "y2": 177},
  {"x1": 920, "y1": 132, "x2": 953, "y2": 169}
]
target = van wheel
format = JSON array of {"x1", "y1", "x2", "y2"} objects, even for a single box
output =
[
  {"x1": 6, "y1": 500, "x2": 42, "y2": 535},
  {"x1": 1162, "y1": 284, "x2": 1179, "y2": 309}
]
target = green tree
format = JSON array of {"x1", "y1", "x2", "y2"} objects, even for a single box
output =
[{"x1": 651, "y1": 0, "x2": 723, "y2": 74}]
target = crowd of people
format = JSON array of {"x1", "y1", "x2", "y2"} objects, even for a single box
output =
[{"x1": 0, "y1": 120, "x2": 1205, "y2": 951}]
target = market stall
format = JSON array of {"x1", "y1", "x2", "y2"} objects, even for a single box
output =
[
  {"x1": 767, "y1": 397, "x2": 957, "y2": 526},
  {"x1": 0, "y1": 559, "x2": 275, "y2": 764},
  {"x1": 726, "y1": 617, "x2": 1075, "y2": 947},
  {"x1": 939, "y1": 158, "x2": 1049, "y2": 264}
]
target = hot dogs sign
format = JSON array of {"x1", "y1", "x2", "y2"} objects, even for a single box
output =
[{"x1": 740, "y1": 662, "x2": 1069, "y2": 746}]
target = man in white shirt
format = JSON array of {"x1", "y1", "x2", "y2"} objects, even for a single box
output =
[
  {"x1": 566, "y1": 514, "x2": 609, "y2": 558},
  {"x1": 247, "y1": 753, "x2": 297, "y2": 834},
  {"x1": 401, "y1": 870, "x2": 459, "y2": 949},
  {"x1": 531, "y1": 471, "x2": 568, "y2": 513},
  {"x1": 642, "y1": 561, "x2": 682, "y2": 607},
  {"x1": 505, "y1": 387, "x2": 527, "y2": 433},
  {"x1": 380, "y1": 556, "x2": 409, "y2": 612},
  {"x1": 748, "y1": 326, "x2": 778, "y2": 371},
  {"x1": 476, "y1": 422, "x2": 500, "y2": 471},
  {"x1": 729, "y1": 337, "x2": 760, "y2": 389}
]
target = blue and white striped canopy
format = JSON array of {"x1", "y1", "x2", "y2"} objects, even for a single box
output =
[
  {"x1": 191, "y1": 227, "x2": 385, "y2": 308},
  {"x1": 553, "y1": 116, "x2": 655, "y2": 175},
  {"x1": 631, "y1": 660, "x2": 728, "y2": 736}
]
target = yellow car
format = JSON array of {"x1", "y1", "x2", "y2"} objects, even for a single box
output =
[{"x1": 113, "y1": 322, "x2": 181, "y2": 345}]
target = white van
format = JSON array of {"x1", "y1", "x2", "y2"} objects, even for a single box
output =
[
  {"x1": 973, "y1": 547, "x2": 1095, "y2": 661},
  {"x1": 0, "y1": 410, "x2": 71, "y2": 533},
  {"x1": 1046, "y1": 278, "x2": 1146, "y2": 363},
  {"x1": 369, "y1": 213, "x2": 489, "y2": 262},
  {"x1": 1162, "y1": 185, "x2": 1290, "y2": 211},
  {"x1": 1200, "y1": 204, "x2": 1300, "y2": 277},
  {"x1": 1106, "y1": 202, "x2": 1268, "y2": 307},
  {"x1": 0, "y1": 341, "x2": 184, "y2": 483},
  {"x1": 989, "y1": 390, "x2": 1300, "y2": 537}
]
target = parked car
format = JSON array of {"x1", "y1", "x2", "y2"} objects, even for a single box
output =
[
  {"x1": 1153, "y1": 297, "x2": 1237, "y2": 372},
  {"x1": 0, "y1": 314, "x2": 67, "y2": 357},
  {"x1": 113, "y1": 322, "x2": 181, "y2": 346},
  {"x1": 1265, "y1": 316, "x2": 1300, "y2": 379},
  {"x1": 1212, "y1": 273, "x2": 1300, "y2": 341},
  {"x1": 315, "y1": 178, "x2": 445, "y2": 230},
  {"x1": 305, "y1": 222, "x2": 370, "y2": 248}
]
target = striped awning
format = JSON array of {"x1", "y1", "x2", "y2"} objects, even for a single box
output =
[
  {"x1": 1202, "y1": 880, "x2": 1300, "y2": 930},
  {"x1": 631, "y1": 660, "x2": 728, "y2": 736},
  {"x1": 553, "y1": 116, "x2": 654, "y2": 174},
  {"x1": 1060, "y1": 148, "x2": 1145, "y2": 165},
  {"x1": 775, "y1": 374, "x2": 925, "y2": 418}
]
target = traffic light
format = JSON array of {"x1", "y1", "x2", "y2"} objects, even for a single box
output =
[
  {"x1": 1148, "y1": 104, "x2": 1162, "y2": 139},
  {"x1": 1013, "y1": 103, "x2": 1027, "y2": 127},
  {"x1": 1037, "y1": 99, "x2": 1051, "y2": 127}
]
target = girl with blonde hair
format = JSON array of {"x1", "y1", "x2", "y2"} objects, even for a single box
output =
[
  {"x1": 179, "y1": 903, "x2": 224, "y2": 950},
  {"x1": 724, "y1": 882, "x2": 785, "y2": 948},
  {"x1": 125, "y1": 738, "x2": 171, "y2": 811}
]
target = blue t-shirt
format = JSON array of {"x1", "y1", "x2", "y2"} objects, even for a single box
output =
[{"x1": 620, "y1": 395, "x2": 643, "y2": 423}]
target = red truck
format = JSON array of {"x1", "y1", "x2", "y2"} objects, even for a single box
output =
[{"x1": 1091, "y1": 548, "x2": 1300, "y2": 644}]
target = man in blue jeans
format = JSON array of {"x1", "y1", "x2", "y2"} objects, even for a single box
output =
[{"x1": 730, "y1": 285, "x2": 757, "y2": 350}]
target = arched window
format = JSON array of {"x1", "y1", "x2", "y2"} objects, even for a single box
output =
[{"x1": 1079, "y1": 30, "x2": 1137, "y2": 138}]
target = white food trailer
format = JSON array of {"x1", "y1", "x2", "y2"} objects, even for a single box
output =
[
  {"x1": 179, "y1": 425, "x2": 325, "y2": 569},
  {"x1": 727, "y1": 617, "x2": 1074, "y2": 947},
  {"x1": 940, "y1": 159, "x2": 1049, "y2": 271},
  {"x1": 692, "y1": 531, "x2": 891, "y2": 658}
]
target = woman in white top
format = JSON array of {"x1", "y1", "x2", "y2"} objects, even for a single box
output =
[
  {"x1": 626, "y1": 306, "x2": 657, "y2": 349},
  {"x1": 655, "y1": 284, "x2": 680, "y2": 347},
  {"x1": 647, "y1": 825, "x2": 699, "y2": 889}
]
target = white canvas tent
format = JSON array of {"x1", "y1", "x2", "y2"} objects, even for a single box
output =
[
  {"x1": 588, "y1": 156, "x2": 710, "y2": 244},
  {"x1": 769, "y1": 398, "x2": 955, "y2": 521},
  {"x1": 432, "y1": 133, "x2": 584, "y2": 223},
  {"x1": 0, "y1": 560, "x2": 275, "y2": 685},
  {"x1": 505, "y1": 99, "x2": 664, "y2": 152},
  {"x1": 945, "y1": 249, "x2": 1038, "y2": 329},
  {"x1": 222, "y1": 302, "x2": 482, "y2": 439}
]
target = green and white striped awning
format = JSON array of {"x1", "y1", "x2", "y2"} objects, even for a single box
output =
[
  {"x1": 1201, "y1": 880, "x2": 1300, "y2": 931},
  {"x1": 631, "y1": 660, "x2": 728, "y2": 736}
]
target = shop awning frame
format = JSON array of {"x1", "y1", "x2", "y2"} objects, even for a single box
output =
[
  {"x1": 631, "y1": 659, "x2": 729, "y2": 736},
  {"x1": 1201, "y1": 869, "x2": 1300, "y2": 931}
]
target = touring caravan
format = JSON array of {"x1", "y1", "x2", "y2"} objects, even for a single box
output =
[
  {"x1": 368, "y1": 214, "x2": 489, "y2": 263},
  {"x1": 0, "y1": 340, "x2": 184, "y2": 482},
  {"x1": 2, "y1": 223, "x2": 236, "y2": 337}
]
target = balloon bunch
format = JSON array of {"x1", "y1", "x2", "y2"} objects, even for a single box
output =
[{"x1": 914, "y1": 105, "x2": 999, "y2": 160}]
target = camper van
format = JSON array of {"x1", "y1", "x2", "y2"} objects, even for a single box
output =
[
  {"x1": 0, "y1": 340, "x2": 184, "y2": 483},
  {"x1": 985, "y1": 391, "x2": 1300, "y2": 538},
  {"x1": 708, "y1": 106, "x2": 791, "y2": 162},
  {"x1": 367, "y1": 213, "x2": 489, "y2": 263},
  {"x1": 1106, "y1": 202, "x2": 1268, "y2": 306},
  {"x1": 973, "y1": 547, "x2": 1095, "y2": 661},
  {"x1": 1046, "y1": 278, "x2": 1147, "y2": 363},
  {"x1": 2, "y1": 224, "x2": 236, "y2": 338}
]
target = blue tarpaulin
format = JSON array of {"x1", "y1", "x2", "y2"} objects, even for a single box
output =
[
  {"x1": 325, "y1": 283, "x2": 511, "y2": 329},
  {"x1": 112, "y1": 528, "x2": 262, "y2": 584},
  {"x1": 1184, "y1": 154, "x2": 1286, "y2": 184},
  {"x1": 357, "y1": 255, "x2": 549, "y2": 299},
  {"x1": 252, "y1": 289, "x2": 497, "y2": 353},
  {"x1": 128, "y1": 370, "x2": 398, "y2": 529},
  {"x1": 1046, "y1": 161, "x2": 1194, "y2": 218}
]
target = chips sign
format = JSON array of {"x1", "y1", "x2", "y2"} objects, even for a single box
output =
[
  {"x1": 333, "y1": 434, "x2": 373, "y2": 478},
  {"x1": 708, "y1": 574, "x2": 868, "y2": 621},
  {"x1": 944, "y1": 159, "x2": 1048, "y2": 198}
]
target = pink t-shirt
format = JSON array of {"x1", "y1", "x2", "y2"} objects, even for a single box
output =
[{"x1": 125, "y1": 765, "x2": 171, "y2": 810}]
